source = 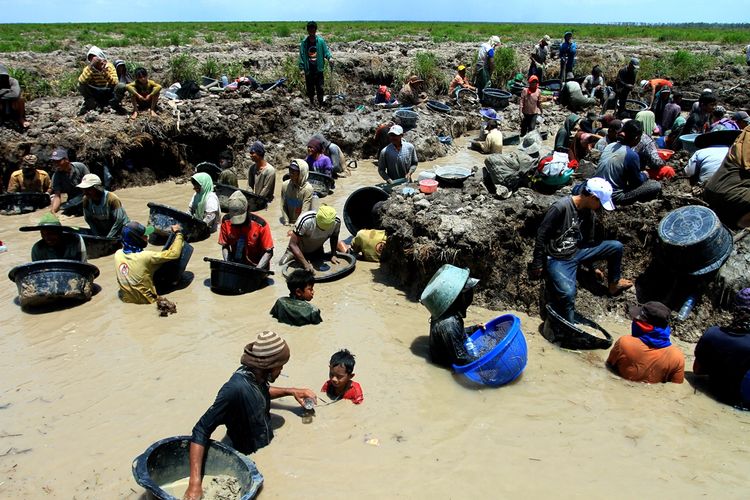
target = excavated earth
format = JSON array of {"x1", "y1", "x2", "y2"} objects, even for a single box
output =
[{"x1": 2, "y1": 37, "x2": 750, "y2": 341}]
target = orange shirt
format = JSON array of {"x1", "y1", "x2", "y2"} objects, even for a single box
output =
[
  {"x1": 649, "y1": 79, "x2": 673, "y2": 91},
  {"x1": 607, "y1": 335, "x2": 684, "y2": 384},
  {"x1": 218, "y1": 213, "x2": 274, "y2": 266}
]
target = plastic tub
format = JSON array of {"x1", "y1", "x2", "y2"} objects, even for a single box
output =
[
  {"x1": 426, "y1": 100, "x2": 451, "y2": 113},
  {"x1": 453, "y1": 314, "x2": 527, "y2": 387},
  {"x1": 480, "y1": 88, "x2": 512, "y2": 109},
  {"x1": 195, "y1": 162, "x2": 222, "y2": 182},
  {"x1": 657, "y1": 205, "x2": 733, "y2": 275},
  {"x1": 420, "y1": 264, "x2": 470, "y2": 319},
  {"x1": 680, "y1": 91, "x2": 700, "y2": 112},
  {"x1": 678, "y1": 134, "x2": 700, "y2": 155},
  {"x1": 214, "y1": 184, "x2": 268, "y2": 213},
  {"x1": 153, "y1": 232, "x2": 194, "y2": 292},
  {"x1": 0, "y1": 192, "x2": 51, "y2": 215},
  {"x1": 281, "y1": 252, "x2": 356, "y2": 283},
  {"x1": 542, "y1": 304, "x2": 613, "y2": 350},
  {"x1": 147, "y1": 202, "x2": 210, "y2": 243},
  {"x1": 418, "y1": 171, "x2": 437, "y2": 182},
  {"x1": 419, "y1": 179, "x2": 438, "y2": 194},
  {"x1": 394, "y1": 109, "x2": 419, "y2": 129},
  {"x1": 620, "y1": 99, "x2": 648, "y2": 120},
  {"x1": 69, "y1": 227, "x2": 121, "y2": 259},
  {"x1": 8, "y1": 259, "x2": 100, "y2": 308},
  {"x1": 343, "y1": 186, "x2": 389, "y2": 236},
  {"x1": 132, "y1": 435, "x2": 263, "y2": 500},
  {"x1": 204, "y1": 257, "x2": 272, "y2": 295},
  {"x1": 656, "y1": 149, "x2": 675, "y2": 161},
  {"x1": 307, "y1": 171, "x2": 336, "y2": 198},
  {"x1": 434, "y1": 166, "x2": 471, "y2": 187}
]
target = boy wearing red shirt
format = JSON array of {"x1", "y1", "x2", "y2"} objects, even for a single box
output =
[{"x1": 321, "y1": 349, "x2": 363, "y2": 404}]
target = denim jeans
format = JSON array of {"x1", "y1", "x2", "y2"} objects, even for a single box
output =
[{"x1": 547, "y1": 240, "x2": 624, "y2": 322}]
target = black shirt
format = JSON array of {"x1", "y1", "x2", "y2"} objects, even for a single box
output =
[
  {"x1": 429, "y1": 314, "x2": 477, "y2": 368},
  {"x1": 191, "y1": 367, "x2": 272, "y2": 454},
  {"x1": 695, "y1": 326, "x2": 750, "y2": 404},
  {"x1": 532, "y1": 196, "x2": 595, "y2": 268}
]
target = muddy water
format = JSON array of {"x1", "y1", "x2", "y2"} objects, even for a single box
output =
[{"x1": 1, "y1": 141, "x2": 750, "y2": 499}]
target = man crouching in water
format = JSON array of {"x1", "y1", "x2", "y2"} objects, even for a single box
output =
[{"x1": 184, "y1": 331, "x2": 316, "y2": 500}]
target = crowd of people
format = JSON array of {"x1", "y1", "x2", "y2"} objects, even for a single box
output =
[{"x1": 2, "y1": 23, "x2": 750, "y2": 499}]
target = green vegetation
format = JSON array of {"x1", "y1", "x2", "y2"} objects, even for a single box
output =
[
  {"x1": 0, "y1": 22, "x2": 747, "y2": 53},
  {"x1": 639, "y1": 50, "x2": 718, "y2": 81},
  {"x1": 168, "y1": 54, "x2": 199, "y2": 83},
  {"x1": 492, "y1": 47, "x2": 520, "y2": 87},
  {"x1": 413, "y1": 52, "x2": 448, "y2": 94}
]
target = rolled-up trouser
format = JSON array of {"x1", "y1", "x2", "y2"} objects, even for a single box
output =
[
  {"x1": 547, "y1": 240, "x2": 624, "y2": 322},
  {"x1": 612, "y1": 180, "x2": 662, "y2": 206}
]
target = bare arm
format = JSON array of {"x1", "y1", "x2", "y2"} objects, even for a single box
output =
[
  {"x1": 51, "y1": 193, "x2": 62, "y2": 213},
  {"x1": 184, "y1": 442, "x2": 206, "y2": 500},
  {"x1": 269, "y1": 386, "x2": 317, "y2": 405},
  {"x1": 256, "y1": 249, "x2": 273, "y2": 269},
  {"x1": 288, "y1": 232, "x2": 312, "y2": 271}
]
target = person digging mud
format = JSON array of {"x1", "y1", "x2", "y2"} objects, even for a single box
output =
[
  {"x1": 125, "y1": 67, "x2": 161, "y2": 120},
  {"x1": 594, "y1": 119, "x2": 622, "y2": 152},
  {"x1": 184, "y1": 331, "x2": 317, "y2": 500},
  {"x1": 640, "y1": 78, "x2": 673, "y2": 108},
  {"x1": 311, "y1": 133, "x2": 345, "y2": 177},
  {"x1": 280, "y1": 159, "x2": 314, "y2": 225},
  {"x1": 528, "y1": 35, "x2": 551, "y2": 80},
  {"x1": 247, "y1": 141, "x2": 275, "y2": 202},
  {"x1": 474, "y1": 35, "x2": 501, "y2": 97},
  {"x1": 279, "y1": 205, "x2": 348, "y2": 272},
  {"x1": 398, "y1": 75, "x2": 427, "y2": 107},
  {"x1": 0, "y1": 63, "x2": 29, "y2": 129},
  {"x1": 77, "y1": 46, "x2": 127, "y2": 116},
  {"x1": 558, "y1": 31, "x2": 577, "y2": 81},
  {"x1": 614, "y1": 58, "x2": 639, "y2": 117},
  {"x1": 420, "y1": 264, "x2": 484, "y2": 368},
  {"x1": 448, "y1": 65, "x2": 476, "y2": 98},
  {"x1": 581, "y1": 65, "x2": 605, "y2": 98},
  {"x1": 471, "y1": 118, "x2": 503, "y2": 154},
  {"x1": 219, "y1": 191, "x2": 274, "y2": 270},
  {"x1": 594, "y1": 120, "x2": 662, "y2": 205},
  {"x1": 49, "y1": 147, "x2": 90, "y2": 214},
  {"x1": 21, "y1": 212, "x2": 87, "y2": 262},
  {"x1": 529, "y1": 177, "x2": 632, "y2": 323},
  {"x1": 378, "y1": 125, "x2": 418, "y2": 183},
  {"x1": 7, "y1": 154, "x2": 50, "y2": 193},
  {"x1": 298, "y1": 21, "x2": 332, "y2": 107},
  {"x1": 78, "y1": 173, "x2": 129, "y2": 238},
  {"x1": 114, "y1": 221, "x2": 183, "y2": 304},
  {"x1": 305, "y1": 137, "x2": 333, "y2": 177},
  {"x1": 558, "y1": 79, "x2": 597, "y2": 113}
]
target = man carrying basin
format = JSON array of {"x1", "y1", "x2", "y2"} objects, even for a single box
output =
[
  {"x1": 78, "y1": 173, "x2": 129, "y2": 238},
  {"x1": 378, "y1": 125, "x2": 418, "y2": 184},
  {"x1": 114, "y1": 221, "x2": 183, "y2": 304},
  {"x1": 20, "y1": 213, "x2": 87, "y2": 262},
  {"x1": 528, "y1": 177, "x2": 633, "y2": 323},
  {"x1": 184, "y1": 331, "x2": 317, "y2": 500},
  {"x1": 219, "y1": 191, "x2": 274, "y2": 270},
  {"x1": 279, "y1": 205, "x2": 347, "y2": 273}
]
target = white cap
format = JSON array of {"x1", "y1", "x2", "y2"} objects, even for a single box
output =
[
  {"x1": 585, "y1": 177, "x2": 615, "y2": 211},
  {"x1": 76, "y1": 173, "x2": 102, "y2": 189},
  {"x1": 388, "y1": 124, "x2": 404, "y2": 136},
  {"x1": 490, "y1": 35, "x2": 501, "y2": 45},
  {"x1": 640, "y1": 79, "x2": 649, "y2": 89}
]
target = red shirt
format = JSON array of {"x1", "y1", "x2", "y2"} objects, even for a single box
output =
[
  {"x1": 218, "y1": 213, "x2": 273, "y2": 266},
  {"x1": 321, "y1": 380, "x2": 364, "y2": 404}
]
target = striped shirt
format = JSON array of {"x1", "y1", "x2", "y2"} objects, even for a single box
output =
[{"x1": 78, "y1": 62, "x2": 118, "y2": 87}]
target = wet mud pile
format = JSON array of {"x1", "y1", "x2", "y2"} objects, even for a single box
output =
[{"x1": 380, "y1": 174, "x2": 738, "y2": 342}]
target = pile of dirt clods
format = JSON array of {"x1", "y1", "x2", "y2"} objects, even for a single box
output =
[{"x1": 379, "y1": 172, "x2": 745, "y2": 342}]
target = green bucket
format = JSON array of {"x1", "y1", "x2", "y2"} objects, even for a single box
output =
[{"x1": 420, "y1": 264, "x2": 470, "y2": 319}]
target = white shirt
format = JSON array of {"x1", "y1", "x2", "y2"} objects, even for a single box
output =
[{"x1": 685, "y1": 146, "x2": 730, "y2": 184}]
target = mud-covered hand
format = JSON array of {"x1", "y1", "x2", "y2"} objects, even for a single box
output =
[
  {"x1": 170, "y1": 224, "x2": 182, "y2": 234},
  {"x1": 527, "y1": 262, "x2": 544, "y2": 280},
  {"x1": 329, "y1": 254, "x2": 340, "y2": 265}
]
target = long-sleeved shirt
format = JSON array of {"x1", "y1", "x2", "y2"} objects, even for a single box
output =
[
  {"x1": 7, "y1": 169, "x2": 51, "y2": 193},
  {"x1": 378, "y1": 141, "x2": 418, "y2": 181},
  {"x1": 594, "y1": 142, "x2": 646, "y2": 194},
  {"x1": 191, "y1": 367, "x2": 273, "y2": 455},
  {"x1": 685, "y1": 146, "x2": 730, "y2": 184},
  {"x1": 0, "y1": 76, "x2": 21, "y2": 100},
  {"x1": 298, "y1": 35, "x2": 331, "y2": 74},
  {"x1": 660, "y1": 102, "x2": 682, "y2": 132},
  {"x1": 615, "y1": 66, "x2": 637, "y2": 93},
  {"x1": 520, "y1": 87, "x2": 542, "y2": 115},
  {"x1": 582, "y1": 74, "x2": 604, "y2": 95},
  {"x1": 114, "y1": 233, "x2": 184, "y2": 304},
  {"x1": 78, "y1": 61, "x2": 118, "y2": 88},
  {"x1": 82, "y1": 191, "x2": 129, "y2": 238},
  {"x1": 125, "y1": 78, "x2": 161, "y2": 98},
  {"x1": 31, "y1": 234, "x2": 87, "y2": 262},
  {"x1": 327, "y1": 143, "x2": 343, "y2": 174},
  {"x1": 559, "y1": 41, "x2": 577, "y2": 72},
  {"x1": 532, "y1": 196, "x2": 594, "y2": 268},
  {"x1": 633, "y1": 133, "x2": 665, "y2": 169}
]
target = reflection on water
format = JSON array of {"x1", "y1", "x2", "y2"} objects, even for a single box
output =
[{"x1": 1, "y1": 142, "x2": 749, "y2": 498}]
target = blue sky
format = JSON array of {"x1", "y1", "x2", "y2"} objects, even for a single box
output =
[{"x1": 4, "y1": 0, "x2": 750, "y2": 24}]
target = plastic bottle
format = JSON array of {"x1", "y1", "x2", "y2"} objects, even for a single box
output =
[
  {"x1": 677, "y1": 295, "x2": 696, "y2": 321},
  {"x1": 464, "y1": 334, "x2": 479, "y2": 359},
  {"x1": 221, "y1": 75, "x2": 229, "y2": 88},
  {"x1": 0, "y1": 240, "x2": 6, "y2": 253}
]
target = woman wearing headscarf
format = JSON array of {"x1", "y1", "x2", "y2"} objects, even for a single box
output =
[
  {"x1": 554, "y1": 113, "x2": 581, "y2": 152},
  {"x1": 305, "y1": 137, "x2": 333, "y2": 177},
  {"x1": 568, "y1": 131, "x2": 603, "y2": 162},
  {"x1": 280, "y1": 159, "x2": 314, "y2": 225},
  {"x1": 188, "y1": 172, "x2": 220, "y2": 233}
]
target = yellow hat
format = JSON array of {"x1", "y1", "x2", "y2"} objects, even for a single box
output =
[
  {"x1": 315, "y1": 205, "x2": 337, "y2": 231},
  {"x1": 457, "y1": 65, "x2": 466, "y2": 71}
]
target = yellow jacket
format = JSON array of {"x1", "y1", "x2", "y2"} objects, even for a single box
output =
[
  {"x1": 114, "y1": 233, "x2": 184, "y2": 304},
  {"x1": 78, "y1": 62, "x2": 118, "y2": 87}
]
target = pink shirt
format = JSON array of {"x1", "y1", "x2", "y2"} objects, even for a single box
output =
[{"x1": 520, "y1": 87, "x2": 542, "y2": 115}]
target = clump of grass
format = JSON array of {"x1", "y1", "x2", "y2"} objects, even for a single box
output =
[
  {"x1": 204, "y1": 33, "x2": 215, "y2": 44},
  {"x1": 275, "y1": 24, "x2": 291, "y2": 37},
  {"x1": 200, "y1": 56, "x2": 221, "y2": 79},
  {"x1": 412, "y1": 51, "x2": 448, "y2": 94},
  {"x1": 168, "y1": 54, "x2": 199, "y2": 83},
  {"x1": 638, "y1": 50, "x2": 717, "y2": 82},
  {"x1": 54, "y1": 70, "x2": 81, "y2": 97},
  {"x1": 169, "y1": 33, "x2": 180, "y2": 46},
  {"x1": 276, "y1": 55, "x2": 304, "y2": 93},
  {"x1": 492, "y1": 47, "x2": 520, "y2": 87}
]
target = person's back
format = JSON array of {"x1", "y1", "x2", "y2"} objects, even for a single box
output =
[
  {"x1": 608, "y1": 335, "x2": 684, "y2": 383},
  {"x1": 595, "y1": 142, "x2": 640, "y2": 193},
  {"x1": 351, "y1": 229, "x2": 387, "y2": 262},
  {"x1": 695, "y1": 325, "x2": 750, "y2": 404},
  {"x1": 686, "y1": 146, "x2": 730, "y2": 185}
]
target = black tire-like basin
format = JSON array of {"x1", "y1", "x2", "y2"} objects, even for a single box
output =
[
  {"x1": 343, "y1": 186, "x2": 389, "y2": 236},
  {"x1": 481, "y1": 88, "x2": 512, "y2": 109},
  {"x1": 542, "y1": 304, "x2": 613, "y2": 350},
  {"x1": 0, "y1": 192, "x2": 51, "y2": 215},
  {"x1": 214, "y1": 184, "x2": 269, "y2": 213},
  {"x1": 307, "y1": 171, "x2": 336, "y2": 198},
  {"x1": 8, "y1": 259, "x2": 100, "y2": 308},
  {"x1": 69, "y1": 227, "x2": 121, "y2": 259},
  {"x1": 281, "y1": 252, "x2": 356, "y2": 283},
  {"x1": 204, "y1": 257, "x2": 273, "y2": 295},
  {"x1": 147, "y1": 202, "x2": 209, "y2": 243}
]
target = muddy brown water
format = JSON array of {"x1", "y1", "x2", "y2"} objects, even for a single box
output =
[{"x1": 1, "y1": 141, "x2": 750, "y2": 499}]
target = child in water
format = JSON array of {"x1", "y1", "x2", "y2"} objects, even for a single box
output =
[
  {"x1": 321, "y1": 349, "x2": 363, "y2": 404},
  {"x1": 270, "y1": 269, "x2": 322, "y2": 326}
]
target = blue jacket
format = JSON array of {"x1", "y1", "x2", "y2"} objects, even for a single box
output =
[
  {"x1": 559, "y1": 41, "x2": 577, "y2": 71},
  {"x1": 298, "y1": 35, "x2": 332, "y2": 74}
]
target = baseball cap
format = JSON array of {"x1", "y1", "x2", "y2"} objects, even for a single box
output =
[
  {"x1": 585, "y1": 177, "x2": 615, "y2": 211},
  {"x1": 628, "y1": 301, "x2": 671, "y2": 328},
  {"x1": 543, "y1": 35, "x2": 551, "y2": 43},
  {"x1": 227, "y1": 190, "x2": 248, "y2": 225},
  {"x1": 640, "y1": 79, "x2": 649, "y2": 89},
  {"x1": 22, "y1": 154, "x2": 37, "y2": 167},
  {"x1": 76, "y1": 173, "x2": 102, "y2": 189},
  {"x1": 388, "y1": 124, "x2": 404, "y2": 136},
  {"x1": 315, "y1": 205, "x2": 337, "y2": 231},
  {"x1": 733, "y1": 111, "x2": 749, "y2": 122},
  {"x1": 630, "y1": 57, "x2": 640, "y2": 69},
  {"x1": 50, "y1": 147, "x2": 68, "y2": 161},
  {"x1": 124, "y1": 221, "x2": 155, "y2": 238}
]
